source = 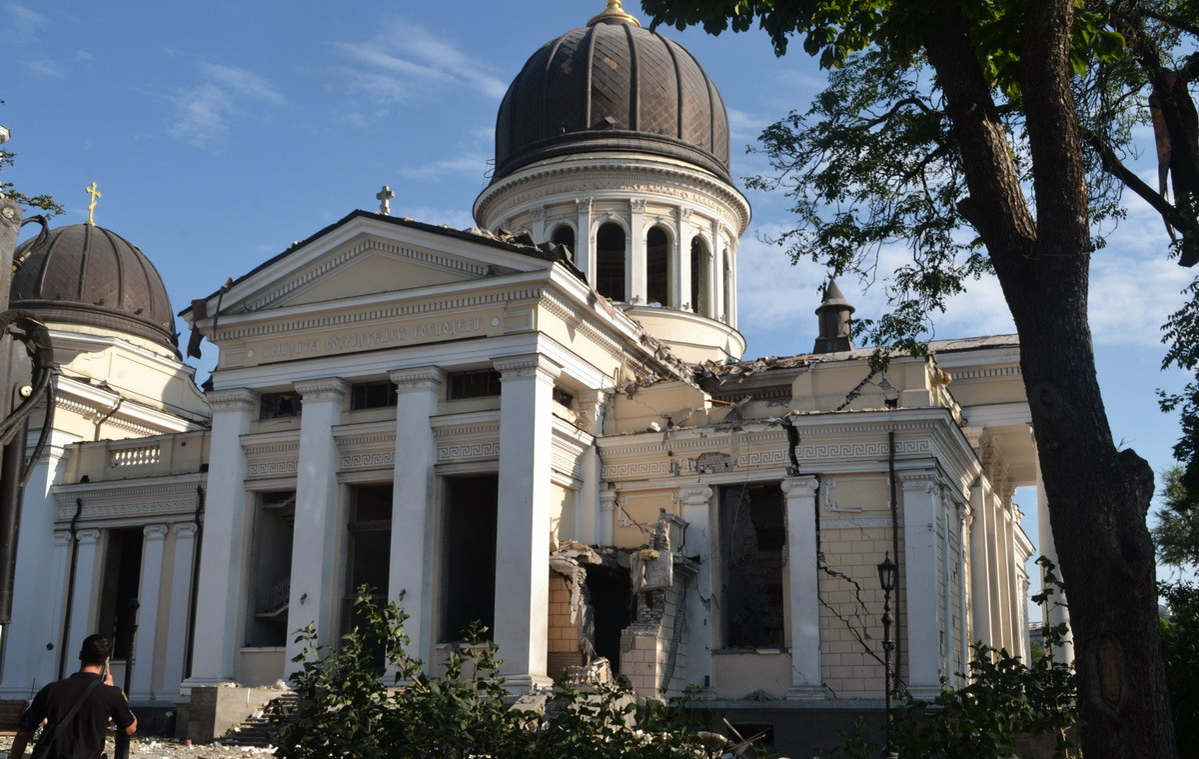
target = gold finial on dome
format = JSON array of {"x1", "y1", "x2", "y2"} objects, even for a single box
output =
[{"x1": 587, "y1": 0, "x2": 641, "y2": 27}]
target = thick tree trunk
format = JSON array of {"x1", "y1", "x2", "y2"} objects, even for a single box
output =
[{"x1": 922, "y1": 1, "x2": 1178, "y2": 756}]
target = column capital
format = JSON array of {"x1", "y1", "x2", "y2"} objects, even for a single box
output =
[
  {"x1": 900, "y1": 473, "x2": 938, "y2": 493},
  {"x1": 54, "y1": 531, "x2": 72, "y2": 548},
  {"x1": 295, "y1": 378, "x2": 349, "y2": 403},
  {"x1": 172, "y1": 522, "x2": 199, "y2": 539},
  {"x1": 576, "y1": 197, "x2": 593, "y2": 212},
  {"x1": 678, "y1": 485, "x2": 712, "y2": 506},
  {"x1": 630, "y1": 198, "x2": 647, "y2": 212},
  {"x1": 531, "y1": 207, "x2": 546, "y2": 220},
  {"x1": 781, "y1": 476, "x2": 820, "y2": 497},
  {"x1": 389, "y1": 366, "x2": 445, "y2": 393},
  {"x1": 206, "y1": 387, "x2": 258, "y2": 413},
  {"x1": 493, "y1": 354, "x2": 562, "y2": 383},
  {"x1": 77, "y1": 529, "x2": 100, "y2": 545},
  {"x1": 143, "y1": 524, "x2": 169, "y2": 541}
]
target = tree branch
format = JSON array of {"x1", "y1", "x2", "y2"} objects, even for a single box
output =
[{"x1": 1085, "y1": 129, "x2": 1199, "y2": 236}]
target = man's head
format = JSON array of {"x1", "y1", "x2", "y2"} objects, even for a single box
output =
[{"x1": 79, "y1": 634, "x2": 112, "y2": 666}]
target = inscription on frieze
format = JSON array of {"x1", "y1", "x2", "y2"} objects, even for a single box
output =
[{"x1": 247, "y1": 315, "x2": 492, "y2": 366}]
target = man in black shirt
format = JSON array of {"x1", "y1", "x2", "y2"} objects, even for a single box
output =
[{"x1": 10, "y1": 634, "x2": 137, "y2": 759}]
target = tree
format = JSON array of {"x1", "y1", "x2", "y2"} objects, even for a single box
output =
[
  {"x1": 638, "y1": 0, "x2": 1186, "y2": 756},
  {"x1": 1153, "y1": 466, "x2": 1199, "y2": 567}
]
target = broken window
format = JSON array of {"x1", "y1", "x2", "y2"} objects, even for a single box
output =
[
  {"x1": 596, "y1": 222, "x2": 626, "y2": 302},
  {"x1": 441, "y1": 475, "x2": 498, "y2": 642},
  {"x1": 260, "y1": 391, "x2": 302, "y2": 420},
  {"x1": 690, "y1": 236, "x2": 710, "y2": 317},
  {"x1": 350, "y1": 380, "x2": 397, "y2": 410},
  {"x1": 719, "y1": 483, "x2": 786, "y2": 649},
  {"x1": 551, "y1": 224, "x2": 575, "y2": 258},
  {"x1": 245, "y1": 490, "x2": 295, "y2": 647},
  {"x1": 447, "y1": 369, "x2": 501, "y2": 400},
  {"x1": 97, "y1": 528, "x2": 143, "y2": 660},
  {"x1": 646, "y1": 225, "x2": 671, "y2": 307}
]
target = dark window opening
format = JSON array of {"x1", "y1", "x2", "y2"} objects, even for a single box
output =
[
  {"x1": 552, "y1": 387, "x2": 575, "y2": 408},
  {"x1": 646, "y1": 226, "x2": 671, "y2": 307},
  {"x1": 551, "y1": 224, "x2": 575, "y2": 258},
  {"x1": 719, "y1": 483, "x2": 786, "y2": 649},
  {"x1": 98, "y1": 528, "x2": 143, "y2": 660},
  {"x1": 350, "y1": 380, "x2": 398, "y2": 410},
  {"x1": 447, "y1": 369, "x2": 502, "y2": 400},
  {"x1": 260, "y1": 392, "x2": 302, "y2": 420},
  {"x1": 596, "y1": 223, "x2": 626, "y2": 301},
  {"x1": 343, "y1": 485, "x2": 393, "y2": 663},
  {"x1": 246, "y1": 490, "x2": 295, "y2": 647},
  {"x1": 442, "y1": 475, "x2": 498, "y2": 642},
  {"x1": 691, "y1": 237, "x2": 710, "y2": 317}
]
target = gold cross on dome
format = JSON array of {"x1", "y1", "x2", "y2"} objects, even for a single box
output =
[{"x1": 85, "y1": 181, "x2": 102, "y2": 226}]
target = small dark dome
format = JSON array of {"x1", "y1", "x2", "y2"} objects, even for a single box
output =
[
  {"x1": 11, "y1": 224, "x2": 178, "y2": 355},
  {"x1": 493, "y1": 10, "x2": 731, "y2": 182}
]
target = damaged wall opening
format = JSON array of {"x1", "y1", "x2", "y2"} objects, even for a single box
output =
[
  {"x1": 441, "y1": 475, "x2": 498, "y2": 642},
  {"x1": 342, "y1": 484, "x2": 393, "y2": 630},
  {"x1": 719, "y1": 483, "x2": 786, "y2": 649},
  {"x1": 98, "y1": 527, "x2": 143, "y2": 660},
  {"x1": 584, "y1": 564, "x2": 632, "y2": 675},
  {"x1": 246, "y1": 490, "x2": 295, "y2": 647}
]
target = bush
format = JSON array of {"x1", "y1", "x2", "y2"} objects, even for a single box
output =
[{"x1": 270, "y1": 588, "x2": 744, "y2": 759}]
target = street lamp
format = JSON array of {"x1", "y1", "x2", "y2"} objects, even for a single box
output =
[{"x1": 877, "y1": 553, "x2": 898, "y2": 759}]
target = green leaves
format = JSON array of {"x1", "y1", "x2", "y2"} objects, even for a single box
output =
[{"x1": 271, "y1": 587, "x2": 720, "y2": 759}]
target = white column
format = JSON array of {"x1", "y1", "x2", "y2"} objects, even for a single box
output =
[
  {"x1": 65, "y1": 529, "x2": 102, "y2": 660},
  {"x1": 782, "y1": 477, "x2": 825, "y2": 697},
  {"x1": 709, "y1": 219, "x2": 723, "y2": 321},
  {"x1": 957, "y1": 511, "x2": 971, "y2": 679},
  {"x1": 1003, "y1": 503, "x2": 1020, "y2": 652},
  {"x1": 598, "y1": 488, "x2": 618, "y2": 547},
  {"x1": 985, "y1": 487, "x2": 1007, "y2": 651},
  {"x1": 387, "y1": 367, "x2": 444, "y2": 668},
  {"x1": 285, "y1": 378, "x2": 348, "y2": 675},
  {"x1": 576, "y1": 198, "x2": 594, "y2": 284},
  {"x1": 530, "y1": 207, "x2": 546, "y2": 242},
  {"x1": 941, "y1": 499, "x2": 953, "y2": 675},
  {"x1": 162, "y1": 523, "x2": 198, "y2": 696},
  {"x1": 492, "y1": 354, "x2": 561, "y2": 690},
  {"x1": 902, "y1": 476, "x2": 942, "y2": 697},
  {"x1": 679, "y1": 486, "x2": 713, "y2": 687},
  {"x1": 574, "y1": 389, "x2": 605, "y2": 547},
  {"x1": 968, "y1": 482, "x2": 992, "y2": 647},
  {"x1": 675, "y1": 207, "x2": 692, "y2": 311},
  {"x1": 130, "y1": 524, "x2": 168, "y2": 701},
  {"x1": 0, "y1": 437, "x2": 75, "y2": 696},
  {"x1": 187, "y1": 387, "x2": 256, "y2": 686},
  {"x1": 1036, "y1": 472, "x2": 1073, "y2": 663},
  {"x1": 629, "y1": 199, "x2": 646, "y2": 304}
]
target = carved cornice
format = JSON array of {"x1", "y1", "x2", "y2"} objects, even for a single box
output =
[
  {"x1": 244, "y1": 435, "x2": 300, "y2": 480},
  {"x1": 207, "y1": 388, "x2": 259, "y2": 413},
  {"x1": 55, "y1": 478, "x2": 203, "y2": 523},
  {"x1": 295, "y1": 378, "x2": 349, "y2": 403},
  {"x1": 336, "y1": 423, "x2": 397, "y2": 472},
  {"x1": 212, "y1": 287, "x2": 543, "y2": 343}
]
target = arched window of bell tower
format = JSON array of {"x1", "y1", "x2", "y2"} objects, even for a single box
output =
[
  {"x1": 691, "y1": 236, "x2": 711, "y2": 317},
  {"x1": 646, "y1": 225, "x2": 671, "y2": 307},
  {"x1": 550, "y1": 224, "x2": 576, "y2": 258},
  {"x1": 596, "y1": 222, "x2": 627, "y2": 302}
]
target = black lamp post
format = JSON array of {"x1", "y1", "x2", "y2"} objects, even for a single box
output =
[
  {"x1": 877, "y1": 553, "x2": 898, "y2": 759},
  {"x1": 115, "y1": 597, "x2": 139, "y2": 759}
]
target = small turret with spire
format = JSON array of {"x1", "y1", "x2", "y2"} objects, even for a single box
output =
[{"x1": 813, "y1": 278, "x2": 855, "y2": 353}]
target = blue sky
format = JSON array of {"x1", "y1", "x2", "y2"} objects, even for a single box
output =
[{"x1": 4, "y1": 1, "x2": 1194, "y2": 604}]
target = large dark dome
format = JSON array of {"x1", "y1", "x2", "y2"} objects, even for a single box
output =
[
  {"x1": 11, "y1": 223, "x2": 178, "y2": 355},
  {"x1": 493, "y1": 5, "x2": 730, "y2": 182}
]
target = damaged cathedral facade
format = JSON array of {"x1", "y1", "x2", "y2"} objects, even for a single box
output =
[{"x1": 1, "y1": 3, "x2": 1051, "y2": 753}]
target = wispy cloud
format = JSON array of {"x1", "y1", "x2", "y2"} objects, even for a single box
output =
[
  {"x1": 3, "y1": 4, "x2": 47, "y2": 45},
  {"x1": 333, "y1": 18, "x2": 507, "y2": 109},
  {"x1": 22, "y1": 59, "x2": 65, "y2": 78},
  {"x1": 169, "y1": 62, "x2": 284, "y2": 150},
  {"x1": 399, "y1": 151, "x2": 490, "y2": 181}
]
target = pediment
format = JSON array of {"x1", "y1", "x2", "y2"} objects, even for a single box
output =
[{"x1": 245, "y1": 236, "x2": 492, "y2": 312}]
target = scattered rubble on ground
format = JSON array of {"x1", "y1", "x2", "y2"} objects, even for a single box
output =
[{"x1": 0, "y1": 735, "x2": 276, "y2": 758}]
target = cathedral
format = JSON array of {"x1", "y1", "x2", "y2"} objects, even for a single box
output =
[{"x1": 0, "y1": 3, "x2": 1052, "y2": 754}]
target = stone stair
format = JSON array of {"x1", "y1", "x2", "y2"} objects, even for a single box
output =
[{"x1": 219, "y1": 692, "x2": 298, "y2": 748}]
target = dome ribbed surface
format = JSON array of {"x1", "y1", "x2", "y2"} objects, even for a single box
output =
[
  {"x1": 11, "y1": 224, "x2": 178, "y2": 355},
  {"x1": 493, "y1": 19, "x2": 730, "y2": 182}
]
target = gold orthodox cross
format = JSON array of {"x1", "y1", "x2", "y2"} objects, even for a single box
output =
[{"x1": 85, "y1": 181, "x2": 102, "y2": 226}]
